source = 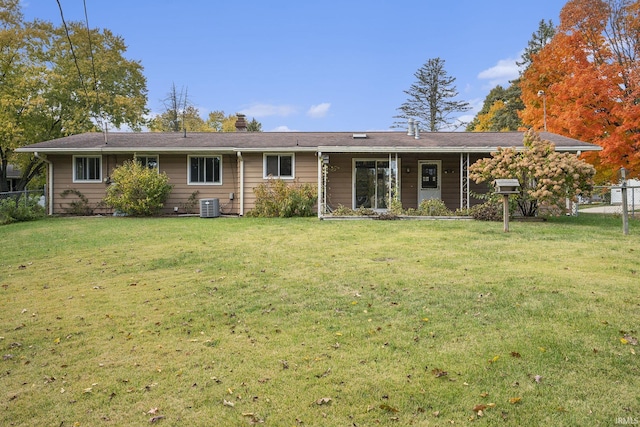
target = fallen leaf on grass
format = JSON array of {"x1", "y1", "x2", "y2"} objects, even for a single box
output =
[
  {"x1": 315, "y1": 397, "x2": 332, "y2": 405},
  {"x1": 622, "y1": 335, "x2": 638, "y2": 345},
  {"x1": 431, "y1": 368, "x2": 448, "y2": 378},
  {"x1": 147, "y1": 408, "x2": 160, "y2": 414},
  {"x1": 534, "y1": 375, "x2": 543, "y2": 383},
  {"x1": 223, "y1": 399, "x2": 235, "y2": 407},
  {"x1": 509, "y1": 397, "x2": 522, "y2": 404},
  {"x1": 473, "y1": 404, "x2": 487, "y2": 413},
  {"x1": 380, "y1": 403, "x2": 399, "y2": 413},
  {"x1": 242, "y1": 413, "x2": 264, "y2": 424},
  {"x1": 488, "y1": 355, "x2": 500, "y2": 364},
  {"x1": 149, "y1": 415, "x2": 164, "y2": 423},
  {"x1": 510, "y1": 352, "x2": 521, "y2": 358}
]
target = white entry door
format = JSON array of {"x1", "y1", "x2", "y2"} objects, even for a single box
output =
[{"x1": 418, "y1": 160, "x2": 441, "y2": 204}]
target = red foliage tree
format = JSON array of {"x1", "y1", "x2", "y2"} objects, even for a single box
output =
[{"x1": 519, "y1": 0, "x2": 640, "y2": 181}]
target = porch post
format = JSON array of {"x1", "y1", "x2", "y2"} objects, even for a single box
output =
[
  {"x1": 388, "y1": 153, "x2": 392, "y2": 208},
  {"x1": 460, "y1": 153, "x2": 470, "y2": 210},
  {"x1": 395, "y1": 152, "x2": 399, "y2": 204}
]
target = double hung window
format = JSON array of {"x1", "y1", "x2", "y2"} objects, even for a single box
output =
[
  {"x1": 188, "y1": 156, "x2": 221, "y2": 184},
  {"x1": 264, "y1": 154, "x2": 294, "y2": 178},
  {"x1": 73, "y1": 156, "x2": 102, "y2": 182}
]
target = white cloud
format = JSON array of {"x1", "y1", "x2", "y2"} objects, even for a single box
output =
[
  {"x1": 477, "y1": 56, "x2": 521, "y2": 87},
  {"x1": 239, "y1": 103, "x2": 298, "y2": 118},
  {"x1": 306, "y1": 102, "x2": 331, "y2": 118},
  {"x1": 270, "y1": 125, "x2": 296, "y2": 132}
]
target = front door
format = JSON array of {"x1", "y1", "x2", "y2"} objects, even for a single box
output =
[{"x1": 418, "y1": 160, "x2": 441, "y2": 204}]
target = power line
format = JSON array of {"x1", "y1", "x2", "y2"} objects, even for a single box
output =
[
  {"x1": 83, "y1": 0, "x2": 101, "y2": 113},
  {"x1": 55, "y1": 0, "x2": 89, "y2": 102},
  {"x1": 55, "y1": 0, "x2": 106, "y2": 137}
]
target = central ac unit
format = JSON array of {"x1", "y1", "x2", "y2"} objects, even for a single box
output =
[{"x1": 199, "y1": 198, "x2": 220, "y2": 218}]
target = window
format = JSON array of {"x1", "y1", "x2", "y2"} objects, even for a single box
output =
[
  {"x1": 188, "y1": 156, "x2": 221, "y2": 184},
  {"x1": 264, "y1": 154, "x2": 294, "y2": 178},
  {"x1": 73, "y1": 156, "x2": 102, "y2": 182},
  {"x1": 137, "y1": 155, "x2": 158, "y2": 170}
]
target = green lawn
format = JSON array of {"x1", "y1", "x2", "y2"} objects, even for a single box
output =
[{"x1": 1, "y1": 215, "x2": 638, "y2": 426}]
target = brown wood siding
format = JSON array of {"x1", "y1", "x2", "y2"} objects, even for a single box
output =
[
  {"x1": 47, "y1": 151, "x2": 492, "y2": 216},
  {"x1": 50, "y1": 154, "x2": 108, "y2": 214},
  {"x1": 469, "y1": 154, "x2": 490, "y2": 207},
  {"x1": 161, "y1": 154, "x2": 239, "y2": 215},
  {"x1": 241, "y1": 152, "x2": 318, "y2": 214},
  {"x1": 49, "y1": 153, "x2": 241, "y2": 215},
  {"x1": 324, "y1": 154, "x2": 354, "y2": 209}
]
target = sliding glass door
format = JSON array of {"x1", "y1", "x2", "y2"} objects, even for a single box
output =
[{"x1": 354, "y1": 160, "x2": 390, "y2": 210}]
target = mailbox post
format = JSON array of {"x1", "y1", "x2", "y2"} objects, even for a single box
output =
[{"x1": 494, "y1": 179, "x2": 521, "y2": 232}]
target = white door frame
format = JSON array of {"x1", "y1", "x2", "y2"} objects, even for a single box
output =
[{"x1": 418, "y1": 160, "x2": 442, "y2": 204}]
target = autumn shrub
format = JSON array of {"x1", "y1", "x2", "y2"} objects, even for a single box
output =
[
  {"x1": 0, "y1": 194, "x2": 45, "y2": 224},
  {"x1": 469, "y1": 130, "x2": 596, "y2": 216},
  {"x1": 248, "y1": 178, "x2": 317, "y2": 217},
  {"x1": 469, "y1": 200, "x2": 503, "y2": 221},
  {"x1": 389, "y1": 197, "x2": 404, "y2": 215},
  {"x1": 104, "y1": 160, "x2": 173, "y2": 216}
]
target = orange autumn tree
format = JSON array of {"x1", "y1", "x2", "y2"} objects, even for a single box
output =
[{"x1": 519, "y1": 0, "x2": 640, "y2": 181}]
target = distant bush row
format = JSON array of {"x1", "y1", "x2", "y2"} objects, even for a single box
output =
[{"x1": 328, "y1": 198, "x2": 503, "y2": 221}]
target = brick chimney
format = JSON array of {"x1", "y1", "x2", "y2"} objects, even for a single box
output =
[{"x1": 235, "y1": 114, "x2": 247, "y2": 132}]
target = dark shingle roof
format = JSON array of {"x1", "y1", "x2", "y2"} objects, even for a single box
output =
[{"x1": 16, "y1": 131, "x2": 601, "y2": 154}]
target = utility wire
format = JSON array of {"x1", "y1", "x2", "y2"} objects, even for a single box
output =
[
  {"x1": 56, "y1": 0, "x2": 105, "y2": 136},
  {"x1": 83, "y1": 0, "x2": 101, "y2": 113},
  {"x1": 55, "y1": 0, "x2": 89, "y2": 102}
]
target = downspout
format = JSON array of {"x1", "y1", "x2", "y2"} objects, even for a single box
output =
[
  {"x1": 34, "y1": 152, "x2": 53, "y2": 215},
  {"x1": 317, "y1": 151, "x2": 323, "y2": 218},
  {"x1": 236, "y1": 151, "x2": 244, "y2": 216}
]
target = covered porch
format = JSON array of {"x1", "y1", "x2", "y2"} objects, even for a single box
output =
[{"x1": 316, "y1": 150, "x2": 487, "y2": 217}]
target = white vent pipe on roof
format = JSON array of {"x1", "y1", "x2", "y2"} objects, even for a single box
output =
[
  {"x1": 414, "y1": 122, "x2": 420, "y2": 139},
  {"x1": 407, "y1": 118, "x2": 414, "y2": 136}
]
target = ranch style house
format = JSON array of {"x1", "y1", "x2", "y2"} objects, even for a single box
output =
[{"x1": 17, "y1": 122, "x2": 601, "y2": 218}]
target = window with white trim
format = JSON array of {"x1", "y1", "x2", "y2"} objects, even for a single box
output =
[
  {"x1": 264, "y1": 153, "x2": 294, "y2": 178},
  {"x1": 73, "y1": 155, "x2": 102, "y2": 182},
  {"x1": 188, "y1": 155, "x2": 222, "y2": 184},
  {"x1": 137, "y1": 155, "x2": 158, "y2": 170}
]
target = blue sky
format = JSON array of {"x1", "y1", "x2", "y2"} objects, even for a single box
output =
[{"x1": 23, "y1": 1, "x2": 567, "y2": 132}]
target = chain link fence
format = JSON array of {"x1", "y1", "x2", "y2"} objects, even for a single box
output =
[{"x1": 0, "y1": 188, "x2": 45, "y2": 205}]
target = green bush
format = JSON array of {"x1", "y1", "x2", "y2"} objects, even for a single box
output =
[
  {"x1": 0, "y1": 195, "x2": 45, "y2": 225},
  {"x1": 416, "y1": 198, "x2": 453, "y2": 216},
  {"x1": 104, "y1": 160, "x2": 173, "y2": 216},
  {"x1": 469, "y1": 200, "x2": 503, "y2": 221},
  {"x1": 248, "y1": 178, "x2": 317, "y2": 217}
]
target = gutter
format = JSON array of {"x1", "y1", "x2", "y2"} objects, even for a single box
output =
[
  {"x1": 316, "y1": 145, "x2": 602, "y2": 153},
  {"x1": 34, "y1": 152, "x2": 53, "y2": 215}
]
